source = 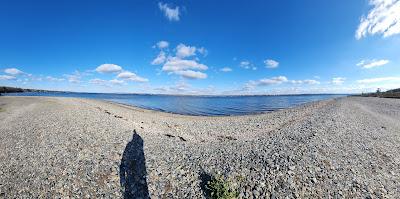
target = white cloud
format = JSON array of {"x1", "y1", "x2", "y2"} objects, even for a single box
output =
[
  {"x1": 174, "y1": 70, "x2": 207, "y2": 79},
  {"x1": 220, "y1": 67, "x2": 232, "y2": 72},
  {"x1": 4, "y1": 68, "x2": 24, "y2": 75},
  {"x1": 89, "y1": 78, "x2": 107, "y2": 85},
  {"x1": 110, "y1": 79, "x2": 124, "y2": 85},
  {"x1": 357, "y1": 76, "x2": 400, "y2": 83},
  {"x1": 0, "y1": 75, "x2": 16, "y2": 80},
  {"x1": 332, "y1": 77, "x2": 346, "y2": 85},
  {"x1": 356, "y1": 59, "x2": 389, "y2": 68},
  {"x1": 158, "y1": 2, "x2": 180, "y2": 21},
  {"x1": 245, "y1": 76, "x2": 321, "y2": 90},
  {"x1": 197, "y1": 47, "x2": 208, "y2": 56},
  {"x1": 117, "y1": 71, "x2": 148, "y2": 82},
  {"x1": 162, "y1": 57, "x2": 208, "y2": 79},
  {"x1": 156, "y1": 41, "x2": 169, "y2": 49},
  {"x1": 258, "y1": 76, "x2": 288, "y2": 85},
  {"x1": 245, "y1": 76, "x2": 288, "y2": 89},
  {"x1": 154, "y1": 81, "x2": 190, "y2": 93},
  {"x1": 46, "y1": 76, "x2": 65, "y2": 81},
  {"x1": 151, "y1": 51, "x2": 167, "y2": 65},
  {"x1": 239, "y1": 61, "x2": 252, "y2": 69},
  {"x1": 291, "y1": 79, "x2": 320, "y2": 85},
  {"x1": 356, "y1": 0, "x2": 400, "y2": 39},
  {"x1": 95, "y1": 64, "x2": 122, "y2": 73},
  {"x1": 304, "y1": 79, "x2": 320, "y2": 84},
  {"x1": 89, "y1": 78, "x2": 125, "y2": 86},
  {"x1": 264, "y1": 59, "x2": 279, "y2": 69},
  {"x1": 153, "y1": 81, "x2": 216, "y2": 95},
  {"x1": 162, "y1": 57, "x2": 208, "y2": 72},
  {"x1": 243, "y1": 80, "x2": 258, "y2": 90},
  {"x1": 176, "y1": 44, "x2": 197, "y2": 58},
  {"x1": 64, "y1": 71, "x2": 82, "y2": 83},
  {"x1": 152, "y1": 43, "x2": 209, "y2": 80}
]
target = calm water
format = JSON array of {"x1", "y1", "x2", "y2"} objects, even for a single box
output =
[{"x1": 4, "y1": 92, "x2": 346, "y2": 116}]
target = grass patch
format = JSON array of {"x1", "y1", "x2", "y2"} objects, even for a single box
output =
[
  {"x1": 206, "y1": 175, "x2": 238, "y2": 199},
  {"x1": 0, "y1": 107, "x2": 4, "y2": 112}
]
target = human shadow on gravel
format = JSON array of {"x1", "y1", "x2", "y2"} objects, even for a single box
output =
[{"x1": 120, "y1": 130, "x2": 150, "y2": 199}]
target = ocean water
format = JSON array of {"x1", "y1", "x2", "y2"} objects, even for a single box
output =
[{"x1": 4, "y1": 92, "x2": 346, "y2": 116}]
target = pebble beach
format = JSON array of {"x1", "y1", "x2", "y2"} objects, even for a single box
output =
[{"x1": 0, "y1": 96, "x2": 399, "y2": 198}]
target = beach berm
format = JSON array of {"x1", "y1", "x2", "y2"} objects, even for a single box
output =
[{"x1": 0, "y1": 96, "x2": 399, "y2": 198}]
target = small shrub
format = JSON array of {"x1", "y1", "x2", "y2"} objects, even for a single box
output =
[{"x1": 206, "y1": 175, "x2": 238, "y2": 199}]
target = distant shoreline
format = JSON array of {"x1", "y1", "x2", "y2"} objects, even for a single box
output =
[{"x1": 1, "y1": 85, "x2": 350, "y2": 97}]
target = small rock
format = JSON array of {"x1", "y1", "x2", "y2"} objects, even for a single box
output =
[{"x1": 311, "y1": 177, "x2": 317, "y2": 183}]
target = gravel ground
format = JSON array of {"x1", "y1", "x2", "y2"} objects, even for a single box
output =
[{"x1": 0, "y1": 96, "x2": 399, "y2": 198}]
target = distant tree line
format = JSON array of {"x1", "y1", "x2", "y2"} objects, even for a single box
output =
[
  {"x1": 0, "y1": 86, "x2": 49, "y2": 94},
  {"x1": 0, "y1": 86, "x2": 25, "y2": 93},
  {"x1": 360, "y1": 88, "x2": 400, "y2": 99}
]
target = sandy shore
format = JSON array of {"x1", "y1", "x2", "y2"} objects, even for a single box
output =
[{"x1": 0, "y1": 96, "x2": 399, "y2": 198}]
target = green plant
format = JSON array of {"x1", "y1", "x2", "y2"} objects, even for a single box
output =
[{"x1": 206, "y1": 175, "x2": 238, "y2": 199}]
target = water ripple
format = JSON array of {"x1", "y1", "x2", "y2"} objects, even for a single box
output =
[{"x1": 5, "y1": 92, "x2": 346, "y2": 116}]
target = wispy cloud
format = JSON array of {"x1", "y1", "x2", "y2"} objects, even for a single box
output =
[
  {"x1": 154, "y1": 81, "x2": 216, "y2": 95},
  {"x1": 220, "y1": 67, "x2": 232, "y2": 72},
  {"x1": 46, "y1": 76, "x2": 65, "y2": 82},
  {"x1": 357, "y1": 76, "x2": 400, "y2": 84},
  {"x1": 151, "y1": 51, "x2": 167, "y2": 65},
  {"x1": 356, "y1": 0, "x2": 400, "y2": 39},
  {"x1": 356, "y1": 59, "x2": 389, "y2": 68},
  {"x1": 158, "y1": 2, "x2": 180, "y2": 21},
  {"x1": 290, "y1": 79, "x2": 320, "y2": 85},
  {"x1": 64, "y1": 71, "x2": 83, "y2": 83},
  {"x1": 239, "y1": 60, "x2": 257, "y2": 70},
  {"x1": 264, "y1": 59, "x2": 279, "y2": 69},
  {"x1": 89, "y1": 78, "x2": 108, "y2": 85},
  {"x1": 244, "y1": 76, "x2": 321, "y2": 90},
  {"x1": 258, "y1": 76, "x2": 288, "y2": 86},
  {"x1": 197, "y1": 47, "x2": 208, "y2": 56},
  {"x1": 244, "y1": 76, "x2": 288, "y2": 90},
  {"x1": 240, "y1": 61, "x2": 250, "y2": 69},
  {"x1": 95, "y1": 64, "x2": 122, "y2": 73},
  {"x1": 0, "y1": 75, "x2": 16, "y2": 80},
  {"x1": 89, "y1": 78, "x2": 125, "y2": 86},
  {"x1": 331, "y1": 77, "x2": 346, "y2": 85},
  {"x1": 117, "y1": 71, "x2": 148, "y2": 82},
  {"x1": 4, "y1": 68, "x2": 24, "y2": 75},
  {"x1": 110, "y1": 79, "x2": 124, "y2": 85},
  {"x1": 154, "y1": 81, "x2": 190, "y2": 93}
]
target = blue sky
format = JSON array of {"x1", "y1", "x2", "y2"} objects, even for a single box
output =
[{"x1": 1, "y1": 0, "x2": 399, "y2": 95}]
